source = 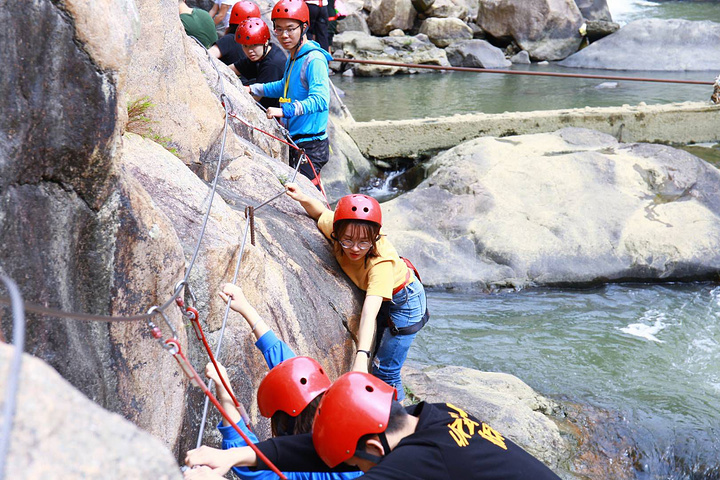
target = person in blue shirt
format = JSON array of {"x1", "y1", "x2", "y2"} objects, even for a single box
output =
[
  {"x1": 182, "y1": 283, "x2": 361, "y2": 480},
  {"x1": 248, "y1": 0, "x2": 333, "y2": 190}
]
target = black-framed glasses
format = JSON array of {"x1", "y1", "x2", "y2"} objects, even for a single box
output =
[
  {"x1": 339, "y1": 240, "x2": 372, "y2": 250},
  {"x1": 273, "y1": 25, "x2": 301, "y2": 36}
]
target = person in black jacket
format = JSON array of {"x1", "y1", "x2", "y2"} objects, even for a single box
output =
[
  {"x1": 184, "y1": 372, "x2": 562, "y2": 480},
  {"x1": 229, "y1": 18, "x2": 285, "y2": 108},
  {"x1": 209, "y1": 0, "x2": 259, "y2": 65}
]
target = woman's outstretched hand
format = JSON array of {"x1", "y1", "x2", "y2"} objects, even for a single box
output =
[
  {"x1": 285, "y1": 182, "x2": 305, "y2": 202},
  {"x1": 218, "y1": 283, "x2": 251, "y2": 316}
]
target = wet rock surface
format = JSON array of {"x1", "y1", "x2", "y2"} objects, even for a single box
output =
[{"x1": 559, "y1": 18, "x2": 720, "y2": 71}]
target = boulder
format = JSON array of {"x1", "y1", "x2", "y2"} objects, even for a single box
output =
[
  {"x1": 333, "y1": 31, "x2": 450, "y2": 76},
  {"x1": 574, "y1": 0, "x2": 612, "y2": 21},
  {"x1": 1, "y1": 0, "x2": 364, "y2": 463},
  {"x1": 334, "y1": 30, "x2": 386, "y2": 52},
  {"x1": 585, "y1": 19, "x2": 620, "y2": 42},
  {"x1": 425, "y1": 0, "x2": 469, "y2": 20},
  {"x1": 446, "y1": 39, "x2": 512, "y2": 68},
  {"x1": 0, "y1": 344, "x2": 182, "y2": 479},
  {"x1": 419, "y1": 17, "x2": 474, "y2": 48},
  {"x1": 382, "y1": 128, "x2": 720, "y2": 289},
  {"x1": 403, "y1": 363, "x2": 568, "y2": 471},
  {"x1": 559, "y1": 19, "x2": 720, "y2": 71},
  {"x1": 367, "y1": 0, "x2": 417, "y2": 35},
  {"x1": 467, "y1": 21, "x2": 486, "y2": 39},
  {"x1": 336, "y1": 11, "x2": 372, "y2": 35},
  {"x1": 125, "y1": 0, "x2": 224, "y2": 167},
  {"x1": 411, "y1": 0, "x2": 436, "y2": 13},
  {"x1": 477, "y1": 0, "x2": 584, "y2": 61},
  {"x1": 510, "y1": 50, "x2": 531, "y2": 64}
]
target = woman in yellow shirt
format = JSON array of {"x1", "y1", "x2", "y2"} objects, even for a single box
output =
[{"x1": 285, "y1": 183, "x2": 428, "y2": 400}]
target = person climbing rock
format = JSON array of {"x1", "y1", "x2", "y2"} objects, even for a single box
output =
[
  {"x1": 183, "y1": 283, "x2": 361, "y2": 480},
  {"x1": 179, "y1": 0, "x2": 218, "y2": 49},
  {"x1": 229, "y1": 18, "x2": 286, "y2": 108},
  {"x1": 209, "y1": 0, "x2": 259, "y2": 65},
  {"x1": 184, "y1": 372, "x2": 563, "y2": 480},
  {"x1": 247, "y1": 0, "x2": 333, "y2": 189},
  {"x1": 285, "y1": 184, "x2": 428, "y2": 401}
]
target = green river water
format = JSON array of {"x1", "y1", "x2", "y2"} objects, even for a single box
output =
[{"x1": 338, "y1": 1, "x2": 720, "y2": 477}]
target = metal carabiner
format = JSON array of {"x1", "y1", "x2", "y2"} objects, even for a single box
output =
[
  {"x1": 165, "y1": 339, "x2": 201, "y2": 387},
  {"x1": 176, "y1": 297, "x2": 202, "y2": 342},
  {"x1": 174, "y1": 280, "x2": 197, "y2": 307},
  {"x1": 147, "y1": 305, "x2": 178, "y2": 347}
]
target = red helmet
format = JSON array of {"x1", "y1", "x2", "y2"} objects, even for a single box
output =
[
  {"x1": 271, "y1": 0, "x2": 309, "y2": 24},
  {"x1": 312, "y1": 372, "x2": 397, "y2": 467},
  {"x1": 333, "y1": 194, "x2": 382, "y2": 227},
  {"x1": 236, "y1": 18, "x2": 271, "y2": 45},
  {"x1": 257, "y1": 356, "x2": 331, "y2": 418},
  {"x1": 230, "y1": 0, "x2": 261, "y2": 25}
]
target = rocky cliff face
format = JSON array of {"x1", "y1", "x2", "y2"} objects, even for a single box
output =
[{"x1": 0, "y1": 0, "x2": 363, "y2": 467}]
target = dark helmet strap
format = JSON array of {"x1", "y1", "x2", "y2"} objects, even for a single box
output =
[{"x1": 352, "y1": 432, "x2": 391, "y2": 465}]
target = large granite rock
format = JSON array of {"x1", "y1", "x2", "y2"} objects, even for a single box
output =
[
  {"x1": 0, "y1": 344, "x2": 182, "y2": 479},
  {"x1": 382, "y1": 128, "x2": 720, "y2": 289},
  {"x1": 336, "y1": 11, "x2": 372, "y2": 35},
  {"x1": 419, "y1": 17, "x2": 474, "y2": 48},
  {"x1": 1, "y1": 0, "x2": 365, "y2": 465},
  {"x1": 584, "y1": 19, "x2": 620, "y2": 43},
  {"x1": 367, "y1": 0, "x2": 417, "y2": 35},
  {"x1": 403, "y1": 363, "x2": 568, "y2": 471},
  {"x1": 574, "y1": 0, "x2": 612, "y2": 21},
  {"x1": 333, "y1": 31, "x2": 450, "y2": 76},
  {"x1": 424, "y1": 0, "x2": 469, "y2": 20},
  {"x1": 559, "y1": 18, "x2": 720, "y2": 71},
  {"x1": 446, "y1": 39, "x2": 512, "y2": 68},
  {"x1": 477, "y1": 0, "x2": 584, "y2": 61}
]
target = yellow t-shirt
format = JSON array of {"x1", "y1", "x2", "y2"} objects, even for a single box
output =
[{"x1": 317, "y1": 210, "x2": 412, "y2": 300}]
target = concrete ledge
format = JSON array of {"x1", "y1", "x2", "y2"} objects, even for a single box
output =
[{"x1": 344, "y1": 102, "x2": 720, "y2": 159}]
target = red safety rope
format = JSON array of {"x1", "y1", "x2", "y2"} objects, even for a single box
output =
[
  {"x1": 331, "y1": 57, "x2": 716, "y2": 86},
  {"x1": 225, "y1": 109, "x2": 330, "y2": 208},
  {"x1": 229, "y1": 111, "x2": 300, "y2": 151},
  {"x1": 165, "y1": 338, "x2": 288, "y2": 480},
  {"x1": 176, "y1": 297, "x2": 251, "y2": 426}
]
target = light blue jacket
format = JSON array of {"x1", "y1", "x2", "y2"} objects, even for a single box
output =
[
  {"x1": 218, "y1": 331, "x2": 362, "y2": 480},
  {"x1": 251, "y1": 40, "x2": 333, "y2": 142}
]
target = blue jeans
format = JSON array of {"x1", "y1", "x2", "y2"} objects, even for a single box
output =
[{"x1": 372, "y1": 280, "x2": 427, "y2": 401}]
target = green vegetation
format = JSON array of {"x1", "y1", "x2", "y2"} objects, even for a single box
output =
[
  {"x1": 276, "y1": 173, "x2": 289, "y2": 186},
  {"x1": 126, "y1": 96, "x2": 179, "y2": 157}
]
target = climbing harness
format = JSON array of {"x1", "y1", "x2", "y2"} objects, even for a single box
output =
[{"x1": 372, "y1": 257, "x2": 430, "y2": 358}]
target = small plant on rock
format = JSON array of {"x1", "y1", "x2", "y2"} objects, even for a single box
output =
[{"x1": 126, "y1": 96, "x2": 179, "y2": 157}]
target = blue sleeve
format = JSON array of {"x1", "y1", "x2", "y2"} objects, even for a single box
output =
[
  {"x1": 218, "y1": 421, "x2": 272, "y2": 480},
  {"x1": 261, "y1": 76, "x2": 286, "y2": 99},
  {"x1": 255, "y1": 331, "x2": 296, "y2": 369},
  {"x1": 282, "y1": 55, "x2": 329, "y2": 118}
]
